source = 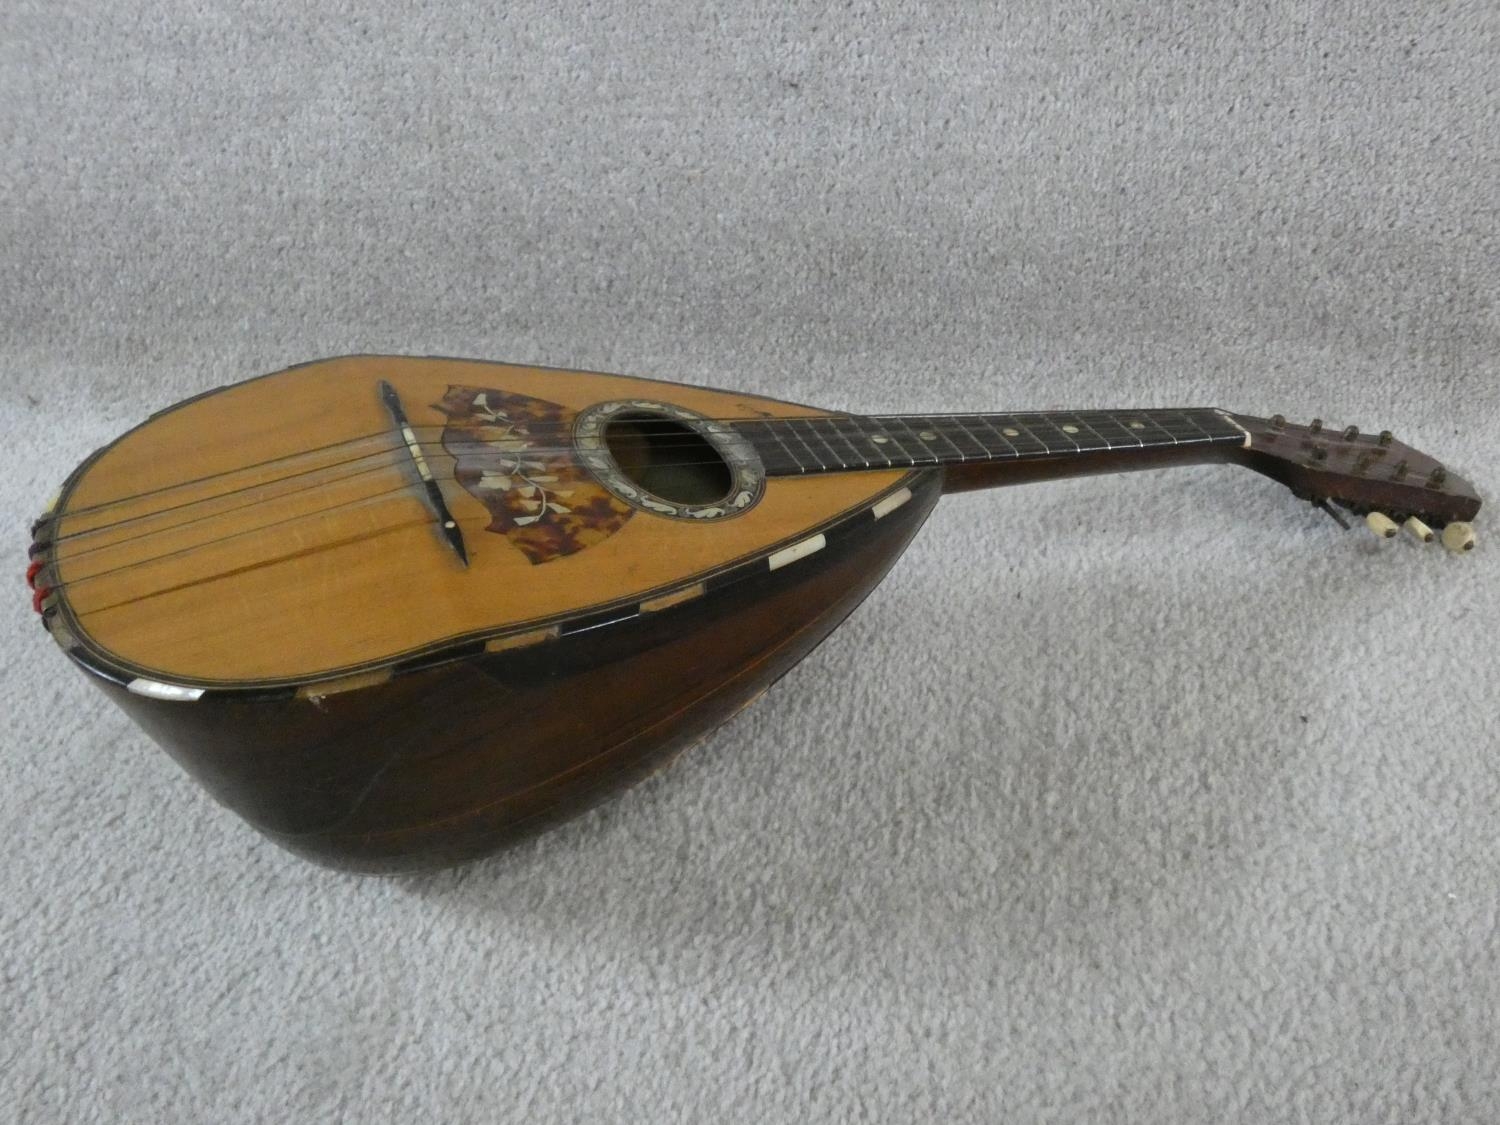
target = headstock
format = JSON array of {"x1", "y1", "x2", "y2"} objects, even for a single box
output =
[{"x1": 1229, "y1": 413, "x2": 1480, "y2": 551}]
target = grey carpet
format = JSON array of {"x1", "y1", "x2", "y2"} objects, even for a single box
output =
[{"x1": 3, "y1": 2, "x2": 1498, "y2": 1121}]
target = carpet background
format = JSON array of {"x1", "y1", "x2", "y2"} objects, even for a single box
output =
[{"x1": 3, "y1": 3, "x2": 1497, "y2": 1122}]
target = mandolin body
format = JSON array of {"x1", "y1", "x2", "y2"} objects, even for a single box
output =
[
  {"x1": 34, "y1": 356, "x2": 937, "y2": 871},
  {"x1": 89, "y1": 473, "x2": 938, "y2": 871},
  {"x1": 31, "y1": 355, "x2": 1479, "y2": 872}
]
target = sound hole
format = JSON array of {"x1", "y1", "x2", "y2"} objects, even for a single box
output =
[{"x1": 603, "y1": 412, "x2": 733, "y2": 505}]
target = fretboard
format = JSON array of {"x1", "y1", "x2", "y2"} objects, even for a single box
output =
[{"x1": 732, "y1": 409, "x2": 1248, "y2": 476}]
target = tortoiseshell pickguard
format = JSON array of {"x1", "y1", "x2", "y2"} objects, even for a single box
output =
[{"x1": 434, "y1": 385, "x2": 633, "y2": 565}]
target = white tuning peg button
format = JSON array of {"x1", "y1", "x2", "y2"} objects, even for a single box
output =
[
  {"x1": 1441, "y1": 522, "x2": 1477, "y2": 553},
  {"x1": 1403, "y1": 517, "x2": 1435, "y2": 543},
  {"x1": 1365, "y1": 512, "x2": 1399, "y2": 539}
]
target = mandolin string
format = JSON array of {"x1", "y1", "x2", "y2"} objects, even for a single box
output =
[
  {"x1": 51, "y1": 479, "x2": 446, "y2": 596},
  {"x1": 47, "y1": 439, "x2": 413, "y2": 541},
  {"x1": 42, "y1": 436, "x2": 1257, "y2": 614},
  {"x1": 39, "y1": 412, "x2": 1440, "y2": 621},
  {"x1": 56, "y1": 427, "x2": 415, "y2": 520},
  {"x1": 43, "y1": 425, "x2": 781, "y2": 543},
  {"x1": 42, "y1": 418, "x2": 1230, "y2": 586},
  {"x1": 44, "y1": 431, "x2": 1226, "y2": 615},
  {"x1": 49, "y1": 426, "x2": 800, "y2": 545},
  {"x1": 47, "y1": 407, "x2": 1219, "y2": 538},
  {"x1": 52, "y1": 412, "x2": 870, "y2": 520},
  {"x1": 72, "y1": 506, "x2": 453, "y2": 617},
  {"x1": 50, "y1": 452, "x2": 417, "y2": 562},
  {"x1": 50, "y1": 423, "x2": 987, "y2": 546},
  {"x1": 41, "y1": 410, "x2": 1235, "y2": 597},
  {"x1": 42, "y1": 416, "x2": 793, "y2": 532},
  {"x1": 53, "y1": 403, "x2": 1221, "y2": 520},
  {"x1": 48, "y1": 435, "x2": 859, "y2": 591},
  {"x1": 51, "y1": 435, "x2": 892, "y2": 592}
]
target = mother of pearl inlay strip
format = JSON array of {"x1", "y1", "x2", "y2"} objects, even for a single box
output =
[
  {"x1": 640, "y1": 583, "x2": 707, "y2": 613},
  {"x1": 484, "y1": 626, "x2": 562, "y2": 653},
  {"x1": 767, "y1": 533, "x2": 827, "y2": 571},
  {"x1": 870, "y1": 487, "x2": 913, "y2": 520},
  {"x1": 126, "y1": 678, "x2": 206, "y2": 702},
  {"x1": 296, "y1": 667, "x2": 394, "y2": 700}
]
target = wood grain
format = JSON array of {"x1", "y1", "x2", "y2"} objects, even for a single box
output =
[
  {"x1": 94, "y1": 468, "x2": 944, "y2": 872},
  {"x1": 51, "y1": 356, "x2": 907, "y2": 686}
]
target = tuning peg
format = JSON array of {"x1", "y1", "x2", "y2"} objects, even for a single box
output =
[
  {"x1": 1441, "y1": 522, "x2": 1476, "y2": 554},
  {"x1": 1342, "y1": 425, "x2": 1359, "y2": 441},
  {"x1": 1403, "y1": 517, "x2": 1436, "y2": 544},
  {"x1": 1365, "y1": 512, "x2": 1399, "y2": 539}
]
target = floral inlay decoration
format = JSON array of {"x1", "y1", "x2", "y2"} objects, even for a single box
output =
[{"x1": 433, "y1": 385, "x2": 634, "y2": 565}]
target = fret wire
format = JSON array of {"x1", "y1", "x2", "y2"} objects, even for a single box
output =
[
  {"x1": 969, "y1": 415, "x2": 1011, "y2": 455},
  {"x1": 740, "y1": 408, "x2": 1247, "y2": 476},
  {"x1": 888, "y1": 417, "x2": 941, "y2": 466},
  {"x1": 1024, "y1": 414, "x2": 1081, "y2": 455},
  {"x1": 816, "y1": 420, "x2": 852, "y2": 471},
  {"x1": 759, "y1": 420, "x2": 808, "y2": 472},
  {"x1": 882, "y1": 417, "x2": 923, "y2": 464},
  {"x1": 1156, "y1": 411, "x2": 1216, "y2": 445},
  {"x1": 1118, "y1": 414, "x2": 1151, "y2": 447},
  {"x1": 972, "y1": 416, "x2": 1024, "y2": 458},
  {"x1": 1050, "y1": 414, "x2": 1085, "y2": 454},
  {"x1": 1179, "y1": 410, "x2": 1225, "y2": 443},
  {"x1": 825, "y1": 417, "x2": 875, "y2": 469},
  {"x1": 946, "y1": 417, "x2": 992, "y2": 460},
  {"x1": 1055, "y1": 412, "x2": 1110, "y2": 452},
  {"x1": 788, "y1": 418, "x2": 821, "y2": 470},
  {"x1": 774, "y1": 418, "x2": 809, "y2": 470},
  {"x1": 1131, "y1": 412, "x2": 1181, "y2": 447},
  {"x1": 1012, "y1": 415, "x2": 1060, "y2": 455},
  {"x1": 782, "y1": 418, "x2": 826, "y2": 472},
  {"x1": 1082, "y1": 412, "x2": 1144, "y2": 449},
  {"x1": 923, "y1": 417, "x2": 973, "y2": 462},
  {"x1": 891, "y1": 416, "x2": 1035, "y2": 460},
  {"x1": 790, "y1": 417, "x2": 836, "y2": 472},
  {"x1": 864, "y1": 419, "x2": 918, "y2": 463},
  {"x1": 1163, "y1": 410, "x2": 1215, "y2": 436},
  {"x1": 989, "y1": 415, "x2": 1048, "y2": 456},
  {"x1": 1151, "y1": 411, "x2": 1193, "y2": 436},
  {"x1": 1076, "y1": 414, "x2": 1120, "y2": 450},
  {"x1": 804, "y1": 417, "x2": 855, "y2": 470},
  {"x1": 836, "y1": 417, "x2": 896, "y2": 468},
  {"x1": 1062, "y1": 408, "x2": 1140, "y2": 438}
]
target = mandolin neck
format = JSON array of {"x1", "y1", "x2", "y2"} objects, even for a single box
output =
[{"x1": 733, "y1": 408, "x2": 1251, "y2": 491}]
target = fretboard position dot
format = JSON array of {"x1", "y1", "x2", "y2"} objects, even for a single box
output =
[
  {"x1": 1002, "y1": 428, "x2": 1020, "y2": 437},
  {"x1": 1061, "y1": 424, "x2": 1080, "y2": 434},
  {"x1": 871, "y1": 434, "x2": 890, "y2": 444},
  {"x1": 918, "y1": 431, "x2": 937, "y2": 441},
  {"x1": 1129, "y1": 421, "x2": 1146, "y2": 430}
]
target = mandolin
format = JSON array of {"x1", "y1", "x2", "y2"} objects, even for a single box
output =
[{"x1": 28, "y1": 355, "x2": 1482, "y2": 872}]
